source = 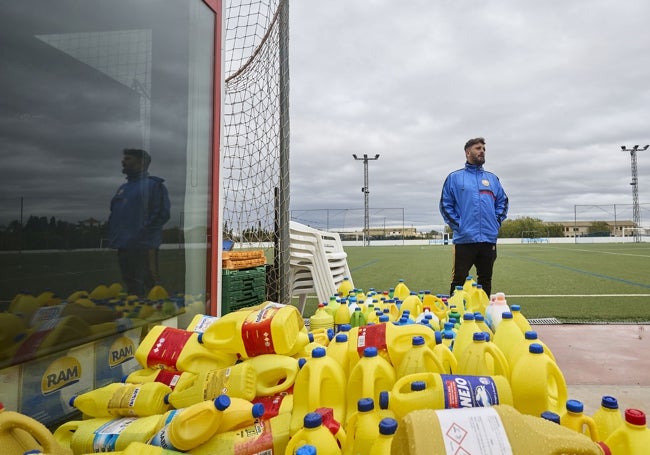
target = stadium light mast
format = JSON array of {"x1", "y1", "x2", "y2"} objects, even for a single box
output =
[
  {"x1": 621, "y1": 144, "x2": 648, "y2": 243},
  {"x1": 353, "y1": 154, "x2": 380, "y2": 246}
]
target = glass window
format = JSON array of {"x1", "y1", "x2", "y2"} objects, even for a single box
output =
[{"x1": 0, "y1": 0, "x2": 215, "y2": 368}]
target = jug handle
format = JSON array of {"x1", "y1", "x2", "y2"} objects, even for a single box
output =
[{"x1": 0, "y1": 412, "x2": 74, "y2": 455}]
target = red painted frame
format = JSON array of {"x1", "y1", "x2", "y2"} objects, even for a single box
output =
[{"x1": 202, "y1": 0, "x2": 222, "y2": 316}]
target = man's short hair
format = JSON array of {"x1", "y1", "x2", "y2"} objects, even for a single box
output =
[
  {"x1": 123, "y1": 148, "x2": 151, "y2": 168},
  {"x1": 464, "y1": 137, "x2": 486, "y2": 151}
]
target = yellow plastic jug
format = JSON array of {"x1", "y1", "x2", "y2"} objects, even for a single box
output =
[
  {"x1": 326, "y1": 333, "x2": 351, "y2": 377},
  {"x1": 148, "y1": 395, "x2": 231, "y2": 451},
  {"x1": 216, "y1": 397, "x2": 265, "y2": 433},
  {"x1": 392, "y1": 405, "x2": 610, "y2": 455},
  {"x1": 604, "y1": 408, "x2": 650, "y2": 455},
  {"x1": 380, "y1": 372, "x2": 513, "y2": 420},
  {"x1": 510, "y1": 343, "x2": 568, "y2": 417},
  {"x1": 492, "y1": 311, "x2": 525, "y2": 365},
  {"x1": 337, "y1": 277, "x2": 354, "y2": 298},
  {"x1": 70, "y1": 382, "x2": 171, "y2": 417},
  {"x1": 290, "y1": 346, "x2": 347, "y2": 435},
  {"x1": 309, "y1": 303, "x2": 334, "y2": 331},
  {"x1": 395, "y1": 335, "x2": 445, "y2": 378},
  {"x1": 135, "y1": 325, "x2": 237, "y2": 373},
  {"x1": 13, "y1": 315, "x2": 91, "y2": 362},
  {"x1": 392, "y1": 279, "x2": 410, "y2": 301},
  {"x1": 122, "y1": 368, "x2": 182, "y2": 390},
  {"x1": 188, "y1": 412, "x2": 292, "y2": 455},
  {"x1": 561, "y1": 399, "x2": 600, "y2": 442},
  {"x1": 246, "y1": 353, "x2": 299, "y2": 396},
  {"x1": 432, "y1": 332, "x2": 458, "y2": 374},
  {"x1": 422, "y1": 291, "x2": 448, "y2": 323},
  {"x1": 507, "y1": 329, "x2": 556, "y2": 371},
  {"x1": 368, "y1": 417, "x2": 398, "y2": 455},
  {"x1": 285, "y1": 412, "x2": 345, "y2": 455},
  {"x1": 252, "y1": 392, "x2": 293, "y2": 420},
  {"x1": 198, "y1": 302, "x2": 306, "y2": 358},
  {"x1": 343, "y1": 398, "x2": 381, "y2": 455},
  {"x1": 399, "y1": 292, "x2": 423, "y2": 319},
  {"x1": 456, "y1": 332, "x2": 510, "y2": 378},
  {"x1": 54, "y1": 415, "x2": 163, "y2": 453},
  {"x1": 509, "y1": 304, "x2": 533, "y2": 333},
  {"x1": 592, "y1": 395, "x2": 624, "y2": 442},
  {"x1": 346, "y1": 346, "x2": 396, "y2": 424},
  {"x1": 0, "y1": 403, "x2": 72, "y2": 455},
  {"x1": 451, "y1": 312, "x2": 482, "y2": 362}
]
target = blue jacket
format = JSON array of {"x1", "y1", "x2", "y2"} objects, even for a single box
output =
[
  {"x1": 439, "y1": 162, "x2": 508, "y2": 244},
  {"x1": 108, "y1": 172, "x2": 171, "y2": 249}
]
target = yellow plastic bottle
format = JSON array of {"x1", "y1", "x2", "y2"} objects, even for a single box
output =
[
  {"x1": 346, "y1": 346, "x2": 396, "y2": 424},
  {"x1": 185, "y1": 314, "x2": 219, "y2": 333},
  {"x1": 337, "y1": 277, "x2": 354, "y2": 298},
  {"x1": 379, "y1": 372, "x2": 513, "y2": 420},
  {"x1": 216, "y1": 397, "x2": 265, "y2": 433},
  {"x1": 346, "y1": 322, "x2": 437, "y2": 371},
  {"x1": 431, "y1": 331, "x2": 457, "y2": 374},
  {"x1": 247, "y1": 354, "x2": 300, "y2": 396},
  {"x1": 148, "y1": 395, "x2": 231, "y2": 451},
  {"x1": 391, "y1": 279, "x2": 409, "y2": 301},
  {"x1": 197, "y1": 302, "x2": 306, "y2": 358},
  {"x1": 13, "y1": 315, "x2": 91, "y2": 361},
  {"x1": 0, "y1": 403, "x2": 72, "y2": 455},
  {"x1": 309, "y1": 303, "x2": 334, "y2": 331},
  {"x1": 509, "y1": 304, "x2": 533, "y2": 333},
  {"x1": 447, "y1": 286, "x2": 468, "y2": 313},
  {"x1": 592, "y1": 395, "x2": 624, "y2": 442},
  {"x1": 561, "y1": 399, "x2": 600, "y2": 442},
  {"x1": 343, "y1": 398, "x2": 381, "y2": 455},
  {"x1": 290, "y1": 346, "x2": 347, "y2": 435},
  {"x1": 507, "y1": 330, "x2": 556, "y2": 371},
  {"x1": 334, "y1": 300, "x2": 351, "y2": 332},
  {"x1": 422, "y1": 291, "x2": 448, "y2": 323},
  {"x1": 253, "y1": 392, "x2": 293, "y2": 420},
  {"x1": 473, "y1": 312, "x2": 493, "y2": 338},
  {"x1": 368, "y1": 417, "x2": 398, "y2": 455},
  {"x1": 136, "y1": 325, "x2": 237, "y2": 373},
  {"x1": 451, "y1": 312, "x2": 482, "y2": 362},
  {"x1": 70, "y1": 382, "x2": 172, "y2": 418},
  {"x1": 189, "y1": 412, "x2": 292, "y2": 455},
  {"x1": 54, "y1": 415, "x2": 163, "y2": 453},
  {"x1": 604, "y1": 408, "x2": 650, "y2": 455},
  {"x1": 81, "y1": 441, "x2": 183, "y2": 454},
  {"x1": 392, "y1": 405, "x2": 610, "y2": 455},
  {"x1": 122, "y1": 368, "x2": 182, "y2": 390},
  {"x1": 510, "y1": 343, "x2": 568, "y2": 417},
  {"x1": 399, "y1": 292, "x2": 423, "y2": 319},
  {"x1": 395, "y1": 335, "x2": 445, "y2": 378},
  {"x1": 327, "y1": 332, "x2": 351, "y2": 378},
  {"x1": 456, "y1": 332, "x2": 510, "y2": 378},
  {"x1": 492, "y1": 311, "x2": 525, "y2": 365},
  {"x1": 285, "y1": 412, "x2": 343, "y2": 455}
]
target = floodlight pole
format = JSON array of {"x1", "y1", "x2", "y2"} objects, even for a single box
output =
[
  {"x1": 621, "y1": 145, "x2": 648, "y2": 243},
  {"x1": 352, "y1": 154, "x2": 380, "y2": 246}
]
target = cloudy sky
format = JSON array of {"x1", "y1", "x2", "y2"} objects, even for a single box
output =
[{"x1": 288, "y1": 0, "x2": 650, "y2": 231}]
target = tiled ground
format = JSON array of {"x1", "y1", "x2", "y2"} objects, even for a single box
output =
[{"x1": 532, "y1": 323, "x2": 650, "y2": 418}]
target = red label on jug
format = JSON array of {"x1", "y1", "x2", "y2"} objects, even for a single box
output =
[
  {"x1": 146, "y1": 327, "x2": 193, "y2": 371},
  {"x1": 441, "y1": 374, "x2": 502, "y2": 408},
  {"x1": 355, "y1": 323, "x2": 387, "y2": 357},
  {"x1": 154, "y1": 369, "x2": 182, "y2": 389},
  {"x1": 253, "y1": 392, "x2": 290, "y2": 419},
  {"x1": 241, "y1": 306, "x2": 278, "y2": 356}
]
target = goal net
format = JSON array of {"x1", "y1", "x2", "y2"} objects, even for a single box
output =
[{"x1": 222, "y1": 0, "x2": 290, "y2": 303}]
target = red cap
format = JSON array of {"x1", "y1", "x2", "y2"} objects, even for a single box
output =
[{"x1": 625, "y1": 408, "x2": 646, "y2": 426}]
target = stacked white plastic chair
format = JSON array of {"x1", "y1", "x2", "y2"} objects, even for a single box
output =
[{"x1": 289, "y1": 221, "x2": 353, "y2": 315}]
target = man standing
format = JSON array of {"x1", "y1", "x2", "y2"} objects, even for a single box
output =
[
  {"x1": 439, "y1": 137, "x2": 508, "y2": 297},
  {"x1": 108, "y1": 148, "x2": 171, "y2": 296}
]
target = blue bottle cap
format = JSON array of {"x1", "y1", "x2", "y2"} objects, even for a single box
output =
[
  {"x1": 566, "y1": 399, "x2": 584, "y2": 413},
  {"x1": 298, "y1": 358, "x2": 307, "y2": 369},
  {"x1": 473, "y1": 332, "x2": 486, "y2": 342},
  {"x1": 379, "y1": 391, "x2": 390, "y2": 410},
  {"x1": 462, "y1": 313, "x2": 475, "y2": 321},
  {"x1": 502, "y1": 312, "x2": 513, "y2": 319},
  {"x1": 540, "y1": 410, "x2": 561, "y2": 424},
  {"x1": 335, "y1": 333, "x2": 348, "y2": 342},
  {"x1": 357, "y1": 397, "x2": 375, "y2": 412},
  {"x1": 251, "y1": 402, "x2": 265, "y2": 418},
  {"x1": 529, "y1": 343, "x2": 544, "y2": 354},
  {"x1": 378, "y1": 417, "x2": 398, "y2": 435},
  {"x1": 410, "y1": 381, "x2": 426, "y2": 391},
  {"x1": 601, "y1": 395, "x2": 619, "y2": 409},
  {"x1": 363, "y1": 346, "x2": 378, "y2": 357},
  {"x1": 295, "y1": 445, "x2": 317, "y2": 455},
  {"x1": 411, "y1": 335, "x2": 425, "y2": 346},
  {"x1": 524, "y1": 331, "x2": 538, "y2": 340},
  {"x1": 510, "y1": 304, "x2": 521, "y2": 311},
  {"x1": 214, "y1": 394, "x2": 231, "y2": 411},
  {"x1": 312, "y1": 347, "x2": 326, "y2": 358},
  {"x1": 304, "y1": 412, "x2": 322, "y2": 428}
]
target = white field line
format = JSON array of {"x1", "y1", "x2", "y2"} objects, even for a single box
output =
[{"x1": 544, "y1": 246, "x2": 650, "y2": 258}]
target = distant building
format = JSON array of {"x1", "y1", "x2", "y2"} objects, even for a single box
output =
[
  {"x1": 548, "y1": 220, "x2": 636, "y2": 238},
  {"x1": 337, "y1": 226, "x2": 421, "y2": 241}
]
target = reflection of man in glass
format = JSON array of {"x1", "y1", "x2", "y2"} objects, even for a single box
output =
[{"x1": 108, "y1": 148, "x2": 170, "y2": 296}]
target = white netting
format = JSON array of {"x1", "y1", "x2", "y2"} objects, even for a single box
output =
[{"x1": 223, "y1": 0, "x2": 290, "y2": 301}]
